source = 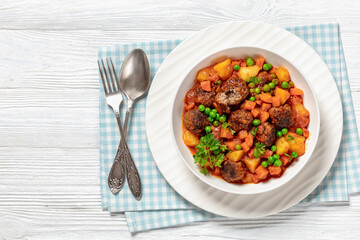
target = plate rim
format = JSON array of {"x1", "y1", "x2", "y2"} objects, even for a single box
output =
[{"x1": 145, "y1": 20, "x2": 343, "y2": 218}]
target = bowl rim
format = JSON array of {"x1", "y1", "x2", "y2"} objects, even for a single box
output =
[{"x1": 170, "y1": 45, "x2": 321, "y2": 195}]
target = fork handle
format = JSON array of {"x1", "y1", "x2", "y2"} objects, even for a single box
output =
[{"x1": 115, "y1": 111, "x2": 142, "y2": 200}]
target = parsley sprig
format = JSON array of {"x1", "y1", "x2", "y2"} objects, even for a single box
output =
[
  {"x1": 193, "y1": 134, "x2": 227, "y2": 175},
  {"x1": 253, "y1": 142, "x2": 266, "y2": 158},
  {"x1": 222, "y1": 122, "x2": 235, "y2": 135},
  {"x1": 247, "y1": 76, "x2": 262, "y2": 84}
]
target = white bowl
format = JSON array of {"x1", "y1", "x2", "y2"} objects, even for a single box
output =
[{"x1": 171, "y1": 46, "x2": 320, "y2": 195}]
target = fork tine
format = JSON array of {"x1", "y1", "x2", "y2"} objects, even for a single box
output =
[
  {"x1": 110, "y1": 58, "x2": 120, "y2": 91},
  {"x1": 101, "y1": 59, "x2": 112, "y2": 93},
  {"x1": 106, "y1": 58, "x2": 117, "y2": 92},
  {"x1": 97, "y1": 60, "x2": 109, "y2": 94}
]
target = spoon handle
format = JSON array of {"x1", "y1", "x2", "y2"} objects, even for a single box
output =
[
  {"x1": 121, "y1": 100, "x2": 142, "y2": 200},
  {"x1": 123, "y1": 99, "x2": 134, "y2": 134}
]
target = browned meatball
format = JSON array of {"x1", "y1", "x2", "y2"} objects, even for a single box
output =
[
  {"x1": 221, "y1": 160, "x2": 246, "y2": 183},
  {"x1": 194, "y1": 85, "x2": 215, "y2": 107},
  {"x1": 228, "y1": 109, "x2": 253, "y2": 132},
  {"x1": 214, "y1": 77, "x2": 249, "y2": 113},
  {"x1": 269, "y1": 104, "x2": 293, "y2": 129},
  {"x1": 183, "y1": 109, "x2": 210, "y2": 136},
  {"x1": 256, "y1": 122, "x2": 276, "y2": 147},
  {"x1": 258, "y1": 71, "x2": 273, "y2": 86}
]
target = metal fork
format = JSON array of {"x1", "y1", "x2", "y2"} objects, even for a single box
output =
[{"x1": 97, "y1": 58, "x2": 142, "y2": 200}]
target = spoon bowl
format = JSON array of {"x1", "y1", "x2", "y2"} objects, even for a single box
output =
[{"x1": 120, "y1": 49, "x2": 151, "y2": 101}]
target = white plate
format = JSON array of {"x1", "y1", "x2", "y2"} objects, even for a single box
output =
[{"x1": 146, "y1": 21, "x2": 343, "y2": 218}]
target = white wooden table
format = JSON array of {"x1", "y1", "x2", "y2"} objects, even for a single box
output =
[{"x1": 1, "y1": 0, "x2": 360, "y2": 239}]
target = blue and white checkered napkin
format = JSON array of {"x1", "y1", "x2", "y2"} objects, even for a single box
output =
[{"x1": 99, "y1": 23, "x2": 360, "y2": 233}]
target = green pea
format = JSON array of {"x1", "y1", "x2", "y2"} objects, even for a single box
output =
[
  {"x1": 272, "y1": 79, "x2": 279, "y2": 85},
  {"x1": 213, "y1": 149, "x2": 221, "y2": 155},
  {"x1": 281, "y1": 128, "x2": 288, "y2": 135},
  {"x1": 269, "y1": 90, "x2": 274, "y2": 96},
  {"x1": 269, "y1": 82, "x2": 275, "y2": 89},
  {"x1": 249, "y1": 82, "x2": 256, "y2": 88},
  {"x1": 273, "y1": 154, "x2": 280, "y2": 160},
  {"x1": 235, "y1": 144, "x2": 241, "y2": 150},
  {"x1": 291, "y1": 151, "x2": 298, "y2": 158},
  {"x1": 205, "y1": 126, "x2": 212, "y2": 133},
  {"x1": 219, "y1": 115, "x2": 226, "y2": 123},
  {"x1": 262, "y1": 161, "x2": 269, "y2": 168},
  {"x1": 234, "y1": 64, "x2": 240, "y2": 71},
  {"x1": 213, "y1": 120, "x2": 219, "y2": 127},
  {"x1": 276, "y1": 131, "x2": 283, "y2": 138},
  {"x1": 296, "y1": 128, "x2": 303, "y2": 135},
  {"x1": 268, "y1": 156, "x2": 275, "y2": 164},
  {"x1": 263, "y1": 63, "x2": 272, "y2": 71},
  {"x1": 208, "y1": 116, "x2": 214, "y2": 122},
  {"x1": 289, "y1": 81, "x2": 295, "y2": 88},
  {"x1": 204, "y1": 107, "x2": 211, "y2": 115},
  {"x1": 246, "y1": 57, "x2": 254, "y2": 66},
  {"x1": 281, "y1": 81, "x2": 289, "y2": 89},
  {"x1": 253, "y1": 119, "x2": 261, "y2": 126},
  {"x1": 255, "y1": 88, "x2": 261, "y2": 94},
  {"x1": 271, "y1": 73, "x2": 276, "y2": 78},
  {"x1": 263, "y1": 84, "x2": 270, "y2": 92},
  {"x1": 215, "y1": 113, "x2": 221, "y2": 120},
  {"x1": 198, "y1": 104, "x2": 205, "y2": 112},
  {"x1": 217, "y1": 80, "x2": 222, "y2": 85},
  {"x1": 211, "y1": 108, "x2": 217, "y2": 113},
  {"x1": 274, "y1": 159, "x2": 282, "y2": 167},
  {"x1": 250, "y1": 89, "x2": 255, "y2": 94},
  {"x1": 271, "y1": 145, "x2": 277, "y2": 152},
  {"x1": 249, "y1": 96, "x2": 255, "y2": 102}
]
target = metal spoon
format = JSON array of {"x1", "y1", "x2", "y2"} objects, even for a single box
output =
[
  {"x1": 118, "y1": 49, "x2": 150, "y2": 200},
  {"x1": 120, "y1": 49, "x2": 151, "y2": 134}
]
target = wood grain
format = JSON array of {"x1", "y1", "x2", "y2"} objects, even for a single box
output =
[{"x1": 0, "y1": 0, "x2": 360, "y2": 239}]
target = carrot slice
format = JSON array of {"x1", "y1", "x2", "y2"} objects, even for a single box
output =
[
  {"x1": 302, "y1": 128, "x2": 310, "y2": 138},
  {"x1": 260, "y1": 111, "x2": 269, "y2": 123},
  {"x1": 200, "y1": 80, "x2": 211, "y2": 92},
  {"x1": 261, "y1": 149, "x2": 273, "y2": 158},
  {"x1": 259, "y1": 93, "x2": 273, "y2": 103},
  {"x1": 238, "y1": 130, "x2": 248, "y2": 140},
  {"x1": 261, "y1": 103, "x2": 271, "y2": 111},
  {"x1": 290, "y1": 87, "x2": 304, "y2": 95},
  {"x1": 272, "y1": 96, "x2": 281, "y2": 107},
  {"x1": 226, "y1": 140, "x2": 241, "y2": 151},
  {"x1": 248, "y1": 148, "x2": 255, "y2": 158},
  {"x1": 255, "y1": 166, "x2": 269, "y2": 180},
  {"x1": 220, "y1": 128, "x2": 234, "y2": 139},
  {"x1": 281, "y1": 155, "x2": 291, "y2": 166},
  {"x1": 268, "y1": 166, "x2": 282, "y2": 176},
  {"x1": 245, "y1": 134, "x2": 254, "y2": 147},
  {"x1": 251, "y1": 108, "x2": 260, "y2": 118},
  {"x1": 241, "y1": 142, "x2": 250, "y2": 152},
  {"x1": 243, "y1": 100, "x2": 256, "y2": 110},
  {"x1": 256, "y1": 57, "x2": 265, "y2": 68}
]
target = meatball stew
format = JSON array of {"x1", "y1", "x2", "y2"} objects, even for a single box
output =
[{"x1": 182, "y1": 57, "x2": 310, "y2": 184}]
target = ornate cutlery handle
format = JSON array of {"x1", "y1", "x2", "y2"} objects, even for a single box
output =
[{"x1": 112, "y1": 110, "x2": 142, "y2": 200}]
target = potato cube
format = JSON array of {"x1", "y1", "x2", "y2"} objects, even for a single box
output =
[
  {"x1": 183, "y1": 130, "x2": 200, "y2": 147},
  {"x1": 292, "y1": 103, "x2": 310, "y2": 117},
  {"x1": 276, "y1": 66, "x2": 290, "y2": 82},
  {"x1": 287, "y1": 133, "x2": 306, "y2": 156},
  {"x1": 213, "y1": 59, "x2": 232, "y2": 80},
  {"x1": 196, "y1": 67, "x2": 218, "y2": 82},
  {"x1": 275, "y1": 88, "x2": 291, "y2": 105},
  {"x1": 226, "y1": 150, "x2": 244, "y2": 162},
  {"x1": 238, "y1": 65, "x2": 261, "y2": 81},
  {"x1": 244, "y1": 157, "x2": 261, "y2": 173},
  {"x1": 275, "y1": 137, "x2": 290, "y2": 155}
]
